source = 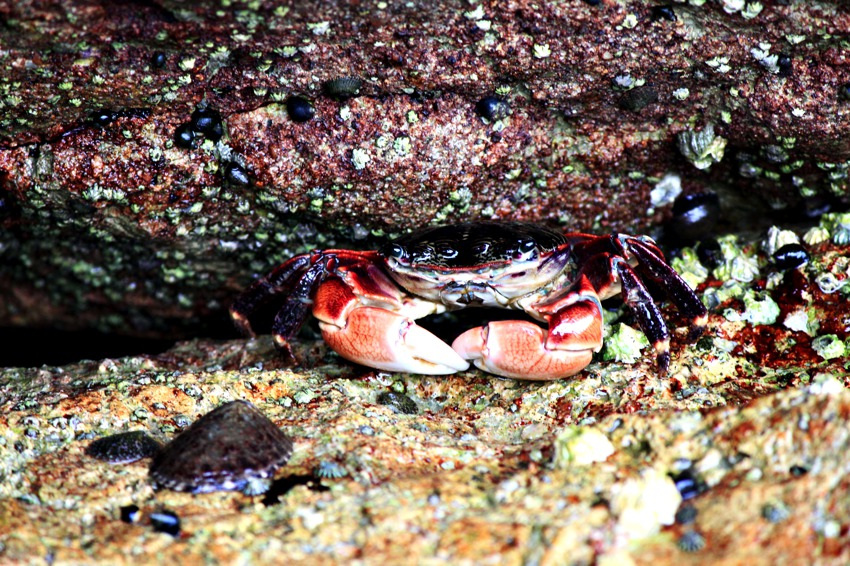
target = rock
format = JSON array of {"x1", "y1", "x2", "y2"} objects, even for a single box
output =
[{"x1": 1, "y1": 2, "x2": 848, "y2": 336}]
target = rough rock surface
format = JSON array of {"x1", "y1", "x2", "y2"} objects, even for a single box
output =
[
  {"x1": 2, "y1": 0, "x2": 850, "y2": 334},
  {"x1": 1, "y1": 217, "x2": 849, "y2": 563}
]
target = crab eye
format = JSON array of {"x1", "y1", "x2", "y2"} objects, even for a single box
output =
[
  {"x1": 385, "y1": 244, "x2": 407, "y2": 262},
  {"x1": 437, "y1": 245, "x2": 458, "y2": 259},
  {"x1": 472, "y1": 242, "x2": 490, "y2": 256},
  {"x1": 516, "y1": 239, "x2": 536, "y2": 257}
]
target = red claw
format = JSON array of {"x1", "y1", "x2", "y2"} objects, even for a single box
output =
[
  {"x1": 319, "y1": 307, "x2": 469, "y2": 374},
  {"x1": 452, "y1": 320, "x2": 595, "y2": 381}
]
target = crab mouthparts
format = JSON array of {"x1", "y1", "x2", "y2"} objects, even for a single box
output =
[
  {"x1": 440, "y1": 281, "x2": 495, "y2": 308},
  {"x1": 457, "y1": 290, "x2": 485, "y2": 306}
]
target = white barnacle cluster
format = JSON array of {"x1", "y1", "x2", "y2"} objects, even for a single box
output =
[
  {"x1": 705, "y1": 56, "x2": 731, "y2": 74},
  {"x1": 719, "y1": 0, "x2": 764, "y2": 19},
  {"x1": 816, "y1": 212, "x2": 850, "y2": 245},
  {"x1": 751, "y1": 42, "x2": 779, "y2": 74},
  {"x1": 677, "y1": 124, "x2": 727, "y2": 170}
]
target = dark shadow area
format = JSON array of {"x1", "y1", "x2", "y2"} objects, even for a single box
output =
[
  {"x1": 0, "y1": 327, "x2": 176, "y2": 368},
  {"x1": 261, "y1": 474, "x2": 330, "y2": 506}
]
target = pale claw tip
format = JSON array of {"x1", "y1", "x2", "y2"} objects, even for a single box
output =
[{"x1": 400, "y1": 322, "x2": 470, "y2": 374}]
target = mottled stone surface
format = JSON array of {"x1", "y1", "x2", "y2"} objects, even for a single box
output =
[
  {"x1": 2, "y1": 0, "x2": 850, "y2": 334},
  {"x1": 1, "y1": 219, "x2": 849, "y2": 563}
]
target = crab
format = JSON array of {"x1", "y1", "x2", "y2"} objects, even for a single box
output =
[{"x1": 230, "y1": 222, "x2": 708, "y2": 380}]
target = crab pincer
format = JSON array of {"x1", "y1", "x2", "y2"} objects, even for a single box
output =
[
  {"x1": 318, "y1": 306, "x2": 469, "y2": 374},
  {"x1": 452, "y1": 275, "x2": 606, "y2": 380},
  {"x1": 311, "y1": 275, "x2": 468, "y2": 373},
  {"x1": 452, "y1": 320, "x2": 596, "y2": 380}
]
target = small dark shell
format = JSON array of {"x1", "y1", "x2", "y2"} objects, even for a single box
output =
[
  {"x1": 323, "y1": 77, "x2": 363, "y2": 99},
  {"x1": 190, "y1": 107, "x2": 224, "y2": 141},
  {"x1": 777, "y1": 54, "x2": 793, "y2": 77},
  {"x1": 150, "y1": 509, "x2": 180, "y2": 536},
  {"x1": 675, "y1": 504, "x2": 698, "y2": 525},
  {"x1": 651, "y1": 5, "x2": 676, "y2": 21},
  {"x1": 475, "y1": 96, "x2": 510, "y2": 121},
  {"x1": 120, "y1": 504, "x2": 141, "y2": 524},
  {"x1": 773, "y1": 243, "x2": 808, "y2": 271},
  {"x1": 206, "y1": 121, "x2": 224, "y2": 141},
  {"x1": 618, "y1": 85, "x2": 658, "y2": 113},
  {"x1": 696, "y1": 238, "x2": 723, "y2": 269},
  {"x1": 224, "y1": 162, "x2": 251, "y2": 186},
  {"x1": 151, "y1": 52, "x2": 167, "y2": 68},
  {"x1": 376, "y1": 391, "x2": 419, "y2": 415},
  {"x1": 761, "y1": 502, "x2": 791, "y2": 523},
  {"x1": 190, "y1": 107, "x2": 219, "y2": 132},
  {"x1": 790, "y1": 464, "x2": 808, "y2": 477},
  {"x1": 149, "y1": 400, "x2": 294, "y2": 494},
  {"x1": 88, "y1": 109, "x2": 119, "y2": 127},
  {"x1": 670, "y1": 469, "x2": 706, "y2": 501},
  {"x1": 840, "y1": 82, "x2": 850, "y2": 102},
  {"x1": 667, "y1": 192, "x2": 721, "y2": 243},
  {"x1": 286, "y1": 96, "x2": 316, "y2": 123},
  {"x1": 677, "y1": 530, "x2": 706, "y2": 552},
  {"x1": 85, "y1": 431, "x2": 162, "y2": 464},
  {"x1": 173, "y1": 122, "x2": 197, "y2": 149},
  {"x1": 582, "y1": 0, "x2": 602, "y2": 5}
]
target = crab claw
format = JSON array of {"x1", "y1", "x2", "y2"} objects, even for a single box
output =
[
  {"x1": 318, "y1": 306, "x2": 470, "y2": 375},
  {"x1": 452, "y1": 320, "x2": 594, "y2": 381}
]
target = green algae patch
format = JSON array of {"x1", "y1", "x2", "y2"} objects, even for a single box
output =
[{"x1": 603, "y1": 323, "x2": 649, "y2": 364}]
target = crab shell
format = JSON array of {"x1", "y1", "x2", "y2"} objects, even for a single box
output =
[{"x1": 230, "y1": 222, "x2": 707, "y2": 380}]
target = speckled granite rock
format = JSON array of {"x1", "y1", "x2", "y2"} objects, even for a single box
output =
[
  {"x1": 1, "y1": 219, "x2": 849, "y2": 563},
  {"x1": 2, "y1": 0, "x2": 850, "y2": 334}
]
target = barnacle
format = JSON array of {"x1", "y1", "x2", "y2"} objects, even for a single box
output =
[
  {"x1": 315, "y1": 460, "x2": 348, "y2": 479},
  {"x1": 677, "y1": 124, "x2": 727, "y2": 170},
  {"x1": 323, "y1": 76, "x2": 363, "y2": 99},
  {"x1": 677, "y1": 530, "x2": 706, "y2": 552},
  {"x1": 376, "y1": 391, "x2": 419, "y2": 414}
]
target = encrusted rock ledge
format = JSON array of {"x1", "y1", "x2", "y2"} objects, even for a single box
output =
[{"x1": 2, "y1": 219, "x2": 850, "y2": 563}]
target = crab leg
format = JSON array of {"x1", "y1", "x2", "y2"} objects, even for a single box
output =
[
  {"x1": 621, "y1": 236, "x2": 708, "y2": 340},
  {"x1": 452, "y1": 275, "x2": 603, "y2": 380},
  {"x1": 570, "y1": 233, "x2": 708, "y2": 339},
  {"x1": 271, "y1": 258, "x2": 333, "y2": 356},
  {"x1": 229, "y1": 254, "x2": 312, "y2": 337},
  {"x1": 313, "y1": 271, "x2": 469, "y2": 375},
  {"x1": 611, "y1": 257, "x2": 671, "y2": 371},
  {"x1": 566, "y1": 250, "x2": 674, "y2": 372}
]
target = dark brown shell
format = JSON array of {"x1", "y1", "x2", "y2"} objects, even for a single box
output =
[
  {"x1": 86, "y1": 430, "x2": 162, "y2": 464},
  {"x1": 149, "y1": 400, "x2": 294, "y2": 494}
]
